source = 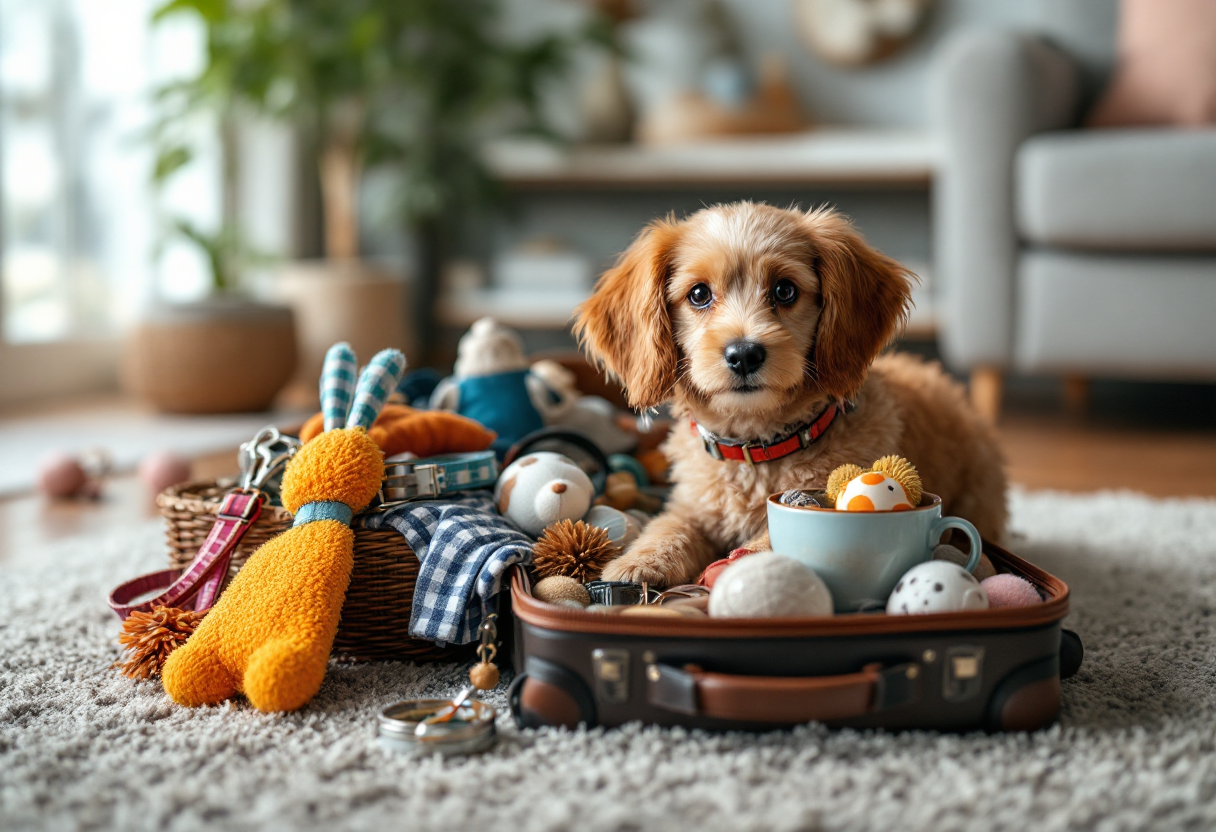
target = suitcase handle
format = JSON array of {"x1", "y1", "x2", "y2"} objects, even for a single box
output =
[{"x1": 646, "y1": 661, "x2": 922, "y2": 723}]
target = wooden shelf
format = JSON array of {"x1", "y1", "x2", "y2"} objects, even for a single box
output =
[{"x1": 484, "y1": 129, "x2": 937, "y2": 189}]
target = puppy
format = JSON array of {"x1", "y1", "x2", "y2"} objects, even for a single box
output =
[{"x1": 574, "y1": 202, "x2": 1006, "y2": 587}]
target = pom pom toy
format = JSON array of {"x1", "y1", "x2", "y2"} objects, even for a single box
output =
[
  {"x1": 162, "y1": 343, "x2": 405, "y2": 712},
  {"x1": 139, "y1": 451, "x2": 191, "y2": 496},
  {"x1": 532, "y1": 519, "x2": 618, "y2": 583},
  {"x1": 886, "y1": 560, "x2": 987, "y2": 615},
  {"x1": 37, "y1": 452, "x2": 87, "y2": 499},
  {"x1": 981, "y1": 574, "x2": 1042, "y2": 608},
  {"x1": 117, "y1": 606, "x2": 204, "y2": 680},
  {"x1": 826, "y1": 455, "x2": 923, "y2": 512},
  {"x1": 532, "y1": 575, "x2": 591, "y2": 607},
  {"x1": 494, "y1": 451, "x2": 594, "y2": 537},
  {"x1": 709, "y1": 552, "x2": 834, "y2": 618}
]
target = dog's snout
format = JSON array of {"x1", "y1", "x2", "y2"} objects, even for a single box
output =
[{"x1": 724, "y1": 340, "x2": 767, "y2": 377}]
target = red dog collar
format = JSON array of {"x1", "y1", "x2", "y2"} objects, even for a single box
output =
[{"x1": 691, "y1": 403, "x2": 841, "y2": 467}]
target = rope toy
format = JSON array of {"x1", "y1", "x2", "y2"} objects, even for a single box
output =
[{"x1": 162, "y1": 343, "x2": 405, "y2": 712}]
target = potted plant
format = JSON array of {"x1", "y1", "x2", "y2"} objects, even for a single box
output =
[
  {"x1": 124, "y1": 126, "x2": 299, "y2": 413},
  {"x1": 149, "y1": 0, "x2": 575, "y2": 377}
]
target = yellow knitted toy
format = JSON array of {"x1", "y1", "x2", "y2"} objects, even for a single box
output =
[{"x1": 162, "y1": 345, "x2": 405, "y2": 712}]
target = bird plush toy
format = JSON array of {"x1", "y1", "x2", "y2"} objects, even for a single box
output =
[
  {"x1": 162, "y1": 343, "x2": 405, "y2": 712},
  {"x1": 825, "y1": 455, "x2": 923, "y2": 512}
]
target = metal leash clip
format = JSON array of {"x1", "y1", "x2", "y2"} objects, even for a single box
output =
[{"x1": 238, "y1": 426, "x2": 301, "y2": 493}]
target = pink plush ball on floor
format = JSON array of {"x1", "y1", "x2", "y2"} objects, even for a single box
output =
[
  {"x1": 139, "y1": 451, "x2": 192, "y2": 495},
  {"x1": 980, "y1": 574, "x2": 1042, "y2": 608},
  {"x1": 37, "y1": 452, "x2": 87, "y2": 498}
]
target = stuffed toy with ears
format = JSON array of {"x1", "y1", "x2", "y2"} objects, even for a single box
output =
[{"x1": 162, "y1": 343, "x2": 405, "y2": 712}]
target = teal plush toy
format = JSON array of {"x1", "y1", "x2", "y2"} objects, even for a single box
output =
[{"x1": 430, "y1": 317, "x2": 551, "y2": 456}]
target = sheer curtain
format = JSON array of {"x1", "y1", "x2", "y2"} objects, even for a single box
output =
[{"x1": 0, "y1": 0, "x2": 217, "y2": 346}]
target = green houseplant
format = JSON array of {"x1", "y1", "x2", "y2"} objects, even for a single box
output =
[{"x1": 150, "y1": 0, "x2": 574, "y2": 373}]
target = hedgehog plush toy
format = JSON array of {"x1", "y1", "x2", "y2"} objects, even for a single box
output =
[{"x1": 825, "y1": 455, "x2": 923, "y2": 512}]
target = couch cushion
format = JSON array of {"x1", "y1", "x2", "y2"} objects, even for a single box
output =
[
  {"x1": 1016, "y1": 250, "x2": 1216, "y2": 377},
  {"x1": 1016, "y1": 129, "x2": 1216, "y2": 251}
]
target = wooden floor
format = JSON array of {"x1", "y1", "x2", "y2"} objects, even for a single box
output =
[{"x1": 3, "y1": 389, "x2": 1215, "y2": 565}]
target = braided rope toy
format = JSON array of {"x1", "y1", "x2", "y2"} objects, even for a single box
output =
[{"x1": 162, "y1": 344, "x2": 405, "y2": 712}]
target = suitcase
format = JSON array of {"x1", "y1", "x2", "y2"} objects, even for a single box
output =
[{"x1": 507, "y1": 540, "x2": 1083, "y2": 732}]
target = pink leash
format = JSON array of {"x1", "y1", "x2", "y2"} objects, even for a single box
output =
[{"x1": 108, "y1": 490, "x2": 263, "y2": 620}]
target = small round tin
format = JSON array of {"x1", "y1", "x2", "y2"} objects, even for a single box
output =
[{"x1": 377, "y1": 698, "x2": 497, "y2": 756}]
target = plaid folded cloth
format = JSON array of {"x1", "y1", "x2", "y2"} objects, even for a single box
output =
[{"x1": 361, "y1": 492, "x2": 533, "y2": 645}]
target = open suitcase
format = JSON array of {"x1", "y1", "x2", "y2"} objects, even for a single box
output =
[{"x1": 507, "y1": 540, "x2": 1083, "y2": 732}]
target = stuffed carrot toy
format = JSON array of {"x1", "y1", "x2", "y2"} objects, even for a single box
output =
[
  {"x1": 162, "y1": 344, "x2": 405, "y2": 712},
  {"x1": 297, "y1": 404, "x2": 496, "y2": 458}
]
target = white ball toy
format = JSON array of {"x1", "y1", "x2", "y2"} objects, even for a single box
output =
[
  {"x1": 886, "y1": 560, "x2": 988, "y2": 615},
  {"x1": 494, "y1": 451, "x2": 594, "y2": 537},
  {"x1": 709, "y1": 552, "x2": 834, "y2": 618},
  {"x1": 837, "y1": 471, "x2": 914, "y2": 512}
]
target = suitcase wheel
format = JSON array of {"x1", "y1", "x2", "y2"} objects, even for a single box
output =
[
  {"x1": 509, "y1": 657, "x2": 597, "y2": 730},
  {"x1": 986, "y1": 654, "x2": 1061, "y2": 732},
  {"x1": 1059, "y1": 629, "x2": 1084, "y2": 680}
]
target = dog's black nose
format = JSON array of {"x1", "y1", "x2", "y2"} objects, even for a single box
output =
[{"x1": 724, "y1": 340, "x2": 766, "y2": 377}]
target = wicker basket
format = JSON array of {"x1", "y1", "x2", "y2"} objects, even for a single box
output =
[{"x1": 156, "y1": 480, "x2": 466, "y2": 663}]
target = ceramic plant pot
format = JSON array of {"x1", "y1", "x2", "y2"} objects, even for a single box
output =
[
  {"x1": 275, "y1": 259, "x2": 414, "y2": 386},
  {"x1": 123, "y1": 297, "x2": 297, "y2": 414}
]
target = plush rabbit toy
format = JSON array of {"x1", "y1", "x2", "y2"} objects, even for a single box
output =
[{"x1": 162, "y1": 344, "x2": 405, "y2": 712}]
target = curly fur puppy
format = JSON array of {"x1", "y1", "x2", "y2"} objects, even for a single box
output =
[{"x1": 574, "y1": 202, "x2": 1007, "y2": 587}]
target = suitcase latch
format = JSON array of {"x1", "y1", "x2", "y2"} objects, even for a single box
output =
[
  {"x1": 943, "y1": 645, "x2": 985, "y2": 702},
  {"x1": 591, "y1": 648, "x2": 630, "y2": 704}
]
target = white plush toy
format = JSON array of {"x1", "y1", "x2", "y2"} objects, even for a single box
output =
[
  {"x1": 709, "y1": 552, "x2": 834, "y2": 618},
  {"x1": 494, "y1": 451, "x2": 595, "y2": 537},
  {"x1": 886, "y1": 560, "x2": 988, "y2": 615}
]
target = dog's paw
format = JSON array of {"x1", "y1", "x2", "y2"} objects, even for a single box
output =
[{"x1": 600, "y1": 553, "x2": 673, "y2": 587}]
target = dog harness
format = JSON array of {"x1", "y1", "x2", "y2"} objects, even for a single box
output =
[{"x1": 691, "y1": 402, "x2": 842, "y2": 467}]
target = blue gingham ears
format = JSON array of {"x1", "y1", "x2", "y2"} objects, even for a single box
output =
[{"x1": 318, "y1": 342, "x2": 407, "y2": 432}]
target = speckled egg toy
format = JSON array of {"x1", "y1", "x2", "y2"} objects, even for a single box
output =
[
  {"x1": 886, "y1": 560, "x2": 988, "y2": 615},
  {"x1": 837, "y1": 471, "x2": 915, "y2": 512}
]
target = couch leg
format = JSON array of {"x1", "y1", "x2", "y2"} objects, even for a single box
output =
[
  {"x1": 970, "y1": 368, "x2": 1003, "y2": 423},
  {"x1": 1063, "y1": 376, "x2": 1089, "y2": 415}
]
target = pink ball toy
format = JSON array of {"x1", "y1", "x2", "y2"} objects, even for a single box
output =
[
  {"x1": 980, "y1": 574, "x2": 1042, "y2": 608},
  {"x1": 37, "y1": 452, "x2": 87, "y2": 498},
  {"x1": 139, "y1": 451, "x2": 192, "y2": 495}
]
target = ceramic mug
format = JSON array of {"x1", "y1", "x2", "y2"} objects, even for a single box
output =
[{"x1": 766, "y1": 492, "x2": 982, "y2": 612}]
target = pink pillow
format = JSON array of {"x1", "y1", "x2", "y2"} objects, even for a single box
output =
[{"x1": 1087, "y1": 0, "x2": 1216, "y2": 128}]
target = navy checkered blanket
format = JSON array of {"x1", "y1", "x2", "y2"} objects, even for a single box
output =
[{"x1": 361, "y1": 492, "x2": 533, "y2": 645}]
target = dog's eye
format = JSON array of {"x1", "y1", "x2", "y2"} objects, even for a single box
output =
[
  {"x1": 687, "y1": 283, "x2": 713, "y2": 309},
  {"x1": 772, "y1": 278, "x2": 798, "y2": 306}
]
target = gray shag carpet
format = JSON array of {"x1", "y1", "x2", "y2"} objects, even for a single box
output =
[{"x1": 3, "y1": 489, "x2": 1216, "y2": 832}]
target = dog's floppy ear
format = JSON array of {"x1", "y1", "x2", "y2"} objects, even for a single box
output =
[
  {"x1": 804, "y1": 209, "x2": 914, "y2": 401},
  {"x1": 574, "y1": 218, "x2": 682, "y2": 410}
]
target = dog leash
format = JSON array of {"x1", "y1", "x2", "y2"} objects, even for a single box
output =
[
  {"x1": 107, "y1": 427, "x2": 297, "y2": 620},
  {"x1": 108, "y1": 490, "x2": 263, "y2": 619}
]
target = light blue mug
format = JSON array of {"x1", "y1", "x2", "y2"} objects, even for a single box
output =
[{"x1": 766, "y1": 492, "x2": 982, "y2": 613}]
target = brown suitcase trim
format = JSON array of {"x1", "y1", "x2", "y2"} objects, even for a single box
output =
[{"x1": 511, "y1": 541, "x2": 1068, "y2": 638}]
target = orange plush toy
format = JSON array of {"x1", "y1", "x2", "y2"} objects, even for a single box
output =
[
  {"x1": 298, "y1": 404, "x2": 495, "y2": 458},
  {"x1": 162, "y1": 344, "x2": 405, "y2": 712}
]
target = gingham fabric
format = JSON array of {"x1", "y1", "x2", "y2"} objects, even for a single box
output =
[
  {"x1": 319, "y1": 342, "x2": 358, "y2": 432},
  {"x1": 347, "y1": 348, "x2": 406, "y2": 430},
  {"x1": 361, "y1": 492, "x2": 533, "y2": 644}
]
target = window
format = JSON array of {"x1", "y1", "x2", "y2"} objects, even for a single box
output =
[{"x1": 0, "y1": 0, "x2": 216, "y2": 344}]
